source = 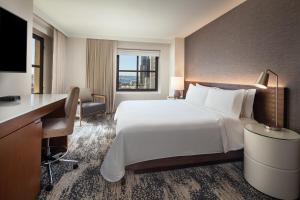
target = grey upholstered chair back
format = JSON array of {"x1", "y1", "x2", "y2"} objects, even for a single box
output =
[{"x1": 65, "y1": 87, "x2": 80, "y2": 133}]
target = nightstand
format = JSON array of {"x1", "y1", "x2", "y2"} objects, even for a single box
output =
[{"x1": 244, "y1": 124, "x2": 300, "y2": 199}]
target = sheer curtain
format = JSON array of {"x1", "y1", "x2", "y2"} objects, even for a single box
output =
[
  {"x1": 51, "y1": 29, "x2": 67, "y2": 93},
  {"x1": 86, "y1": 39, "x2": 116, "y2": 113}
]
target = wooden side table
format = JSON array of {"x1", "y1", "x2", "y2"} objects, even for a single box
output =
[{"x1": 244, "y1": 123, "x2": 300, "y2": 199}]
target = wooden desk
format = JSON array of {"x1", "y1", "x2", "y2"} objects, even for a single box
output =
[{"x1": 0, "y1": 94, "x2": 67, "y2": 200}]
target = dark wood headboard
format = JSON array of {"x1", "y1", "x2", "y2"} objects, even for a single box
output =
[{"x1": 184, "y1": 81, "x2": 286, "y2": 128}]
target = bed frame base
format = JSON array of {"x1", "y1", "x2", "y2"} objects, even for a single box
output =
[{"x1": 126, "y1": 150, "x2": 243, "y2": 174}]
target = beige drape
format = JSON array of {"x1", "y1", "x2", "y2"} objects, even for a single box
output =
[
  {"x1": 86, "y1": 39, "x2": 116, "y2": 113},
  {"x1": 51, "y1": 29, "x2": 67, "y2": 94}
]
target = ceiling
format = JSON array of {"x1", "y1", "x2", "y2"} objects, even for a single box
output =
[{"x1": 34, "y1": 0, "x2": 245, "y2": 43}]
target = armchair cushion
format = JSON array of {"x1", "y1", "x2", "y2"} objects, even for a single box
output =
[{"x1": 81, "y1": 102, "x2": 106, "y2": 116}]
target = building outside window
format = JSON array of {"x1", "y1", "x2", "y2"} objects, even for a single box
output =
[{"x1": 116, "y1": 50, "x2": 159, "y2": 91}]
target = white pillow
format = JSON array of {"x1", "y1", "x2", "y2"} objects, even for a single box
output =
[
  {"x1": 241, "y1": 89, "x2": 256, "y2": 118},
  {"x1": 185, "y1": 84, "x2": 210, "y2": 107},
  {"x1": 204, "y1": 88, "x2": 245, "y2": 118}
]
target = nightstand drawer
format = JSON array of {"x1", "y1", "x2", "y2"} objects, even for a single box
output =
[
  {"x1": 244, "y1": 153, "x2": 300, "y2": 200},
  {"x1": 244, "y1": 129, "x2": 300, "y2": 170}
]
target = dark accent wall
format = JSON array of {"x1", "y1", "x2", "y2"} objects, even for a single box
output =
[{"x1": 185, "y1": 0, "x2": 300, "y2": 132}]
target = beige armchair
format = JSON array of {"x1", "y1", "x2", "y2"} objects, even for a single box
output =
[{"x1": 78, "y1": 88, "x2": 106, "y2": 125}]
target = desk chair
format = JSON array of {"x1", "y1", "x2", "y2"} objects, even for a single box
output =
[
  {"x1": 42, "y1": 87, "x2": 79, "y2": 191},
  {"x1": 78, "y1": 88, "x2": 106, "y2": 126}
]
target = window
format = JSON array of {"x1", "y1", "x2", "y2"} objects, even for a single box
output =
[
  {"x1": 31, "y1": 34, "x2": 44, "y2": 94},
  {"x1": 116, "y1": 51, "x2": 159, "y2": 91}
]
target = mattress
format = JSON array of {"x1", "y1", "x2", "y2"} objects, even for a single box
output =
[{"x1": 101, "y1": 100, "x2": 256, "y2": 182}]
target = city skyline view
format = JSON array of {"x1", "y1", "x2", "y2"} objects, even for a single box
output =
[{"x1": 118, "y1": 54, "x2": 157, "y2": 90}]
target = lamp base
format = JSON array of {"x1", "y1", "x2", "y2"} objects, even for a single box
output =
[
  {"x1": 173, "y1": 90, "x2": 182, "y2": 99},
  {"x1": 265, "y1": 125, "x2": 282, "y2": 131}
]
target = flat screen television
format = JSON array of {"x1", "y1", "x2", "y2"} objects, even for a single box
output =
[{"x1": 0, "y1": 7, "x2": 27, "y2": 72}]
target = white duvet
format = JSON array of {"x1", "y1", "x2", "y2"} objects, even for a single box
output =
[{"x1": 101, "y1": 100, "x2": 254, "y2": 182}]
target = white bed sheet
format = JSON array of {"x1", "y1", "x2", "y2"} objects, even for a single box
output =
[{"x1": 101, "y1": 100, "x2": 255, "y2": 182}]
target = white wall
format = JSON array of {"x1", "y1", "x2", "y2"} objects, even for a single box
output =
[
  {"x1": 0, "y1": 0, "x2": 33, "y2": 96},
  {"x1": 64, "y1": 38, "x2": 171, "y2": 107},
  {"x1": 115, "y1": 41, "x2": 170, "y2": 106},
  {"x1": 65, "y1": 38, "x2": 86, "y2": 90}
]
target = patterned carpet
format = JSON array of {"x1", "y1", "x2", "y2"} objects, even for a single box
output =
[{"x1": 38, "y1": 116, "x2": 274, "y2": 200}]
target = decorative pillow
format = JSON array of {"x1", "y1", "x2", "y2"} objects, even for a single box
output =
[
  {"x1": 185, "y1": 84, "x2": 210, "y2": 107},
  {"x1": 204, "y1": 88, "x2": 245, "y2": 118},
  {"x1": 240, "y1": 89, "x2": 256, "y2": 118}
]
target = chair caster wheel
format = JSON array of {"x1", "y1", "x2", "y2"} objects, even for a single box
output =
[
  {"x1": 45, "y1": 184, "x2": 53, "y2": 191},
  {"x1": 73, "y1": 163, "x2": 78, "y2": 169}
]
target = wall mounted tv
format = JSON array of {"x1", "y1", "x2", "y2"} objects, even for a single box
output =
[{"x1": 0, "y1": 7, "x2": 27, "y2": 72}]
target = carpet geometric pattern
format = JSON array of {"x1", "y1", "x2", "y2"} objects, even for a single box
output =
[{"x1": 38, "y1": 116, "x2": 274, "y2": 200}]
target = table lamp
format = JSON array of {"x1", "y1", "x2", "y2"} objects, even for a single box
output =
[
  {"x1": 171, "y1": 76, "x2": 184, "y2": 99},
  {"x1": 255, "y1": 69, "x2": 281, "y2": 131}
]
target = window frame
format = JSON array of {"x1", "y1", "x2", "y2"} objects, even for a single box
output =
[
  {"x1": 116, "y1": 54, "x2": 159, "y2": 92},
  {"x1": 31, "y1": 34, "x2": 44, "y2": 94}
]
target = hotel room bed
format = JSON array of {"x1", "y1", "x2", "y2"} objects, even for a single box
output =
[
  {"x1": 100, "y1": 99, "x2": 257, "y2": 182},
  {"x1": 100, "y1": 81, "x2": 285, "y2": 182}
]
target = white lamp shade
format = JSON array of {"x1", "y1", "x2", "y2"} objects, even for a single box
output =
[{"x1": 171, "y1": 77, "x2": 184, "y2": 90}]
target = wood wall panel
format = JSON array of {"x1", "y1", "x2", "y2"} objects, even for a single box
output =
[{"x1": 185, "y1": 0, "x2": 300, "y2": 132}]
